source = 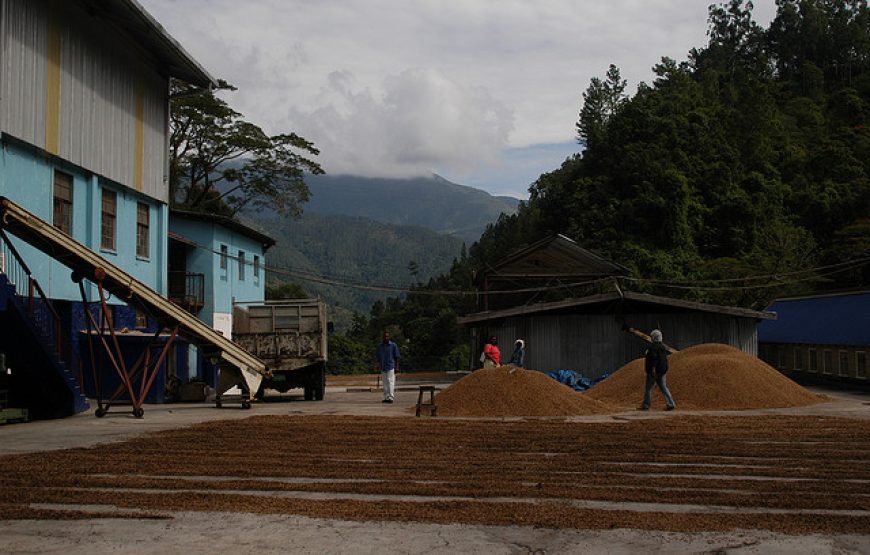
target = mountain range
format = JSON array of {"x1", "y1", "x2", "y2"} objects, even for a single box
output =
[
  {"x1": 245, "y1": 174, "x2": 519, "y2": 328},
  {"x1": 302, "y1": 174, "x2": 519, "y2": 243}
]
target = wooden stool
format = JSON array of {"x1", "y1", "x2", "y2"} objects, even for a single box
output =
[{"x1": 416, "y1": 386, "x2": 438, "y2": 417}]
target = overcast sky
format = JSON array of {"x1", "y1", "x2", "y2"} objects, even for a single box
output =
[{"x1": 140, "y1": 1, "x2": 779, "y2": 199}]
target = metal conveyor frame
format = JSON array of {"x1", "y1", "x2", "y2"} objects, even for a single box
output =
[{"x1": 0, "y1": 196, "x2": 269, "y2": 416}]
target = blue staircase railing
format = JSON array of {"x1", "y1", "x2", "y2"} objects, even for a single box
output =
[{"x1": 0, "y1": 231, "x2": 88, "y2": 414}]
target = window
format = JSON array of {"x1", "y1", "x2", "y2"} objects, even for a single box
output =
[
  {"x1": 857, "y1": 351, "x2": 867, "y2": 379},
  {"x1": 53, "y1": 171, "x2": 73, "y2": 234},
  {"x1": 238, "y1": 250, "x2": 245, "y2": 281},
  {"x1": 136, "y1": 203, "x2": 149, "y2": 258},
  {"x1": 100, "y1": 189, "x2": 116, "y2": 251},
  {"x1": 794, "y1": 348, "x2": 803, "y2": 371},
  {"x1": 839, "y1": 351, "x2": 850, "y2": 377},
  {"x1": 220, "y1": 245, "x2": 228, "y2": 270},
  {"x1": 823, "y1": 350, "x2": 833, "y2": 374},
  {"x1": 254, "y1": 255, "x2": 260, "y2": 279},
  {"x1": 134, "y1": 310, "x2": 147, "y2": 329},
  {"x1": 809, "y1": 349, "x2": 818, "y2": 373}
]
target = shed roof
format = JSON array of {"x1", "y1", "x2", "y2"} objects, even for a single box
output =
[
  {"x1": 457, "y1": 290, "x2": 775, "y2": 325},
  {"x1": 170, "y1": 209, "x2": 276, "y2": 250},
  {"x1": 481, "y1": 234, "x2": 629, "y2": 283},
  {"x1": 758, "y1": 291, "x2": 870, "y2": 347},
  {"x1": 78, "y1": 0, "x2": 216, "y2": 87}
]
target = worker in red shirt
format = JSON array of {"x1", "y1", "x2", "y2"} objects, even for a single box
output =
[{"x1": 483, "y1": 336, "x2": 501, "y2": 368}]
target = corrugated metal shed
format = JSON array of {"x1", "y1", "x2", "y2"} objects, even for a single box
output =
[
  {"x1": 758, "y1": 291, "x2": 870, "y2": 346},
  {"x1": 461, "y1": 291, "x2": 773, "y2": 376},
  {"x1": 464, "y1": 235, "x2": 774, "y2": 374}
]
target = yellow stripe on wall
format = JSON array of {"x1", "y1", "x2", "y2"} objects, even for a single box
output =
[
  {"x1": 45, "y1": 8, "x2": 62, "y2": 155},
  {"x1": 134, "y1": 82, "x2": 145, "y2": 192}
]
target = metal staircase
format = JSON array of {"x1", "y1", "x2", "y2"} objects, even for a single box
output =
[
  {"x1": 0, "y1": 272, "x2": 89, "y2": 417},
  {"x1": 0, "y1": 196, "x2": 268, "y2": 417}
]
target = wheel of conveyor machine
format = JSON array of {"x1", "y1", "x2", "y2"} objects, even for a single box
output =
[
  {"x1": 95, "y1": 407, "x2": 106, "y2": 418},
  {"x1": 241, "y1": 400, "x2": 252, "y2": 409},
  {"x1": 133, "y1": 407, "x2": 144, "y2": 418}
]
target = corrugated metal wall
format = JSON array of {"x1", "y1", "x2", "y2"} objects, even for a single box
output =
[
  {"x1": 482, "y1": 311, "x2": 760, "y2": 378},
  {"x1": 0, "y1": 0, "x2": 169, "y2": 201}
]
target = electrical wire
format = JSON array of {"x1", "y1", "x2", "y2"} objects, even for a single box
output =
[
  {"x1": 624, "y1": 260, "x2": 869, "y2": 292},
  {"x1": 177, "y1": 233, "x2": 869, "y2": 296},
  {"x1": 184, "y1": 236, "x2": 613, "y2": 296}
]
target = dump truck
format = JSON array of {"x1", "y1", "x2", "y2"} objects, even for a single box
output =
[{"x1": 232, "y1": 300, "x2": 328, "y2": 401}]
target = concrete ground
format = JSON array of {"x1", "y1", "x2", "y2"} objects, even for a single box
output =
[{"x1": 1, "y1": 381, "x2": 869, "y2": 554}]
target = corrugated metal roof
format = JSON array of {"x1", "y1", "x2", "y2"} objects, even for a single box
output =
[
  {"x1": 78, "y1": 0, "x2": 216, "y2": 87},
  {"x1": 458, "y1": 290, "x2": 775, "y2": 325},
  {"x1": 758, "y1": 291, "x2": 870, "y2": 346},
  {"x1": 481, "y1": 234, "x2": 630, "y2": 282},
  {"x1": 170, "y1": 209, "x2": 276, "y2": 249}
]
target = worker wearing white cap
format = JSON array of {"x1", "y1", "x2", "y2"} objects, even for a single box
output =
[
  {"x1": 509, "y1": 339, "x2": 525, "y2": 367},
  {"x1": 640, "y1": 329, "x2": 675, "y2": 411}
]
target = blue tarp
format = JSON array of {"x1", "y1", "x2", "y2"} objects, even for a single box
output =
[{"x1": 546, "y1": 370, "x2": 608, "y2": 391}]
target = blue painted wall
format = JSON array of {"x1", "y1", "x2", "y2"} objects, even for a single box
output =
[
  {"x1": 0, "y1": 139, "x2": 167, "y2": 302},
  {"x1": 168, "y1": 217, "x2": 267, "y2": 326}
]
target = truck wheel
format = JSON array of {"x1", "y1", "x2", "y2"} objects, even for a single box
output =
[
  {"x1": 303, "y1": 385, "x2": 314, "y2": 401},
  {"x1": 314, "y1": 365, "x2": 325, "y2": 401}
]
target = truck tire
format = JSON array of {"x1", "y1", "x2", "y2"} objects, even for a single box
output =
[
  {"x1": 303, "y1": 385, "x2": 314, "y2": 401},
  {"x1": 313, "y1": 364, "x2": 325, "y2": 401}
]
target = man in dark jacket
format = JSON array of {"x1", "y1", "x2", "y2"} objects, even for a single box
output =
[
  {"x1": 640, "y1": 329, "x2": 676, "y2": 411},
  {"x1": 374, "y1": 331, "x2": 401, "y2": 403}
]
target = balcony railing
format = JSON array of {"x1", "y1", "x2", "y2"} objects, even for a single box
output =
[{"x1": 168, "y1": 271, "x2": 205, "y2": 314}]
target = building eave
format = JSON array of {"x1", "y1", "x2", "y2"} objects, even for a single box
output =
[
  {"x1": 457, "y1": 290, "x2": 776, "y2": 325},
  {"x1": 170, "y1": 209, "x2": 276, "y2": 250},
  {"x1": 79, "y1": 0, "x2": 217, "y2": 87}
]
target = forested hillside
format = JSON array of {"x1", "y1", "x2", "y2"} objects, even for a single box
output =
[
  {"x1": 338, "y1": 0, "x2": 870, "y2": 373},
  {"x1": 253, "y1": 212, "x2": 465, "y2": 330},
  {"x1": 303, "y1": 174, "x2": 519, "y2": 242},
  {"x1": 474, "y1": 0, "x2": 870, "y2": 307}
]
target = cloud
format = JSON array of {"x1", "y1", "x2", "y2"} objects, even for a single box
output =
[
  {"x1": 141, "y1": 0, "x2": 781, "y2": 186},
  {"x1": 450, "y1": 141, "x2": 581, "y2": 199},
  {"x1": 285, "y1": 68, "x2": 513, "y2": 178}
]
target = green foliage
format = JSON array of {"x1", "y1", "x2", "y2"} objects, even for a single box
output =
[
  {"x1": 523, "y1": 0, "x2": 870, "y2": 303},
  {"x1": 336, "y1": 0, "x2": 870, "y2": 369},
  {"x1": 576, "y1": 64, "x2": 628, "y2": 149},
  {"x1": 255, "y1": 211, "x2": 466, "y2": 331},
  {"x1": 301, "y1": 174, "x2": 518, "y2": 243},
  {"x1": 326, "y1": 335, "x2": 372, "y2": 375},
  {"x1": 169, "y1": 79, "x2": 324, "y2": 216},
  {"x1": 265, "y1": 281, "x2": 308, "y2": 300}
]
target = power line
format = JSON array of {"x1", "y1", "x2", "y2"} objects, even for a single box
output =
[
  {"x1": 624, "y1": 259, "x2": 869, "y2": 292},
  {"x1": 177, "y1": 233, "x2": 869, "y2": 296},
  {"x1": 184, "y1": 236, "x2": 613, "y2": 295},
  {"x1": 625, "y1": 254, "x2": 870, "y2": 286}
]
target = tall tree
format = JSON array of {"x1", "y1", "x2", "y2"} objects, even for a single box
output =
[
  {"x1": 169, "y1": 80, "x2": 324, "y2": 216},
  {"x1": 576, "y1": 64, "x2": 628, "y2": 150}
]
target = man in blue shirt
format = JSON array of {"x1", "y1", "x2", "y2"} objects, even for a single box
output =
[{"x1": 374, "y1": 331, "x2": 401, "y2": 403}]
